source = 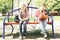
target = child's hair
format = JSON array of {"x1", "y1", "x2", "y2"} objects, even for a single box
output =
[
  {"x1": 40, "y1": 3, "x2": 46, "y2": 7},
  {"x1": 21, "y1": 3, "x2": 27, "y2": 13}
]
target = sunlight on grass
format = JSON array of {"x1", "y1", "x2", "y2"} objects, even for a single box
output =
[
  {"x1": 53, "y1": 16, "x2": 60, "y2": 21},
  {"x1": 0, "y1": 16, "x2": 60, "y2": 22}
]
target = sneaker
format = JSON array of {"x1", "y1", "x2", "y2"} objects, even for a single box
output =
[
  {"x1": 19, "y1": 33, "x2": 23, "y2": 40},
  {"x1": 41, "y1": 32, "x2": 44, "y2": 34},
  {"x1": 44, "y1": 33, "x2": 47, "y2": 38},
  {"x1": 19, "y1": 35, "x2": 22, "y2": 40},
  {"x1": 23, "y1": 36, "x2": 26, "y2": 39},
  {"x1": 23, "y1": 33, "x2": 26, "y2": 39}
]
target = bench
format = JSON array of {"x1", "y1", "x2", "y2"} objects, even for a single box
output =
[{"x1": 5, "y1": 22, "x2": 52, "y2": 25}]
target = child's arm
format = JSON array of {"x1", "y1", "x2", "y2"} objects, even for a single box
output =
[
  {"x1": 24, "y1": 12, "x2": 29, "y2": 21},
  {"x1": 18, "y1": 12, "x2": 23, "y2": 21}
]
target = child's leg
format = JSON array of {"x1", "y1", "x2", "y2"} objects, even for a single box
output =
[
  {"x1": 19, "y1": 21, "x2": 23, "y2": 39},
  {"x1": 23, "y1": 21, "x2": 27, "y2": 33},
  {"x1": 39, "y1": 20, "x2": 47, "y2": 37},
  {"x1": 19, "y1": 21, "x2": 23, "y2": 34},
  {"x1": 23, "y1": 20, "x2": 28, "y2": 38},
  {"x1": 43, "y1": 20, "x2": 47, "y2": 38},
  {"x1": 39, "y1": 20, "x2": 46, "y2": 33},
  {"x1": 42, "y1": 20, "x2": 47, "y2": 33}
]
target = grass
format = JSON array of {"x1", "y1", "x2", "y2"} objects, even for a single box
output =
[
  {"x1": 53, "y1": 16, "x2": 60, "y2": 21},
  {"x1": 9, "y1": 16, "x2": 15, "y2": 22},
  {"x1": 0, "y1": 16, "x2": 35, "y2": 22},
  {"x1": 0, "y1": 16, "x2": 4, "y2": 22},
  {"x1": 0, "y1": 16, "x2": 60, "y2": 22},
  {"x1": 0, "y1": 16, "x2": 15, "y2": 22}
]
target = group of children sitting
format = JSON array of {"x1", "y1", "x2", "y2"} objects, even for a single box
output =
[{"x1": 15, "y1": 3, "x2": 48, "y2": 39}]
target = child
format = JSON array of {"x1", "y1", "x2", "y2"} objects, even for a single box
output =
[
  {"x1": 19, "y1": 3, "x2": 29, "y2": 39},
  {"x1": 34, "y1": 4, "x2": 48, "y2": 38}
]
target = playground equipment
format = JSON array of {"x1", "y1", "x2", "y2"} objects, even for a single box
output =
[{"x1": 2, "y1": 6, "x2": 54, "y2": 39}]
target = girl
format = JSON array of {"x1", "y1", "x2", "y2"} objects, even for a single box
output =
[
  {"x1": 34, "y1": 4, "x2": 48, "y2": 38},
  {"x1": 19, "y1": 3, "x2": 29, "y2": 38}
]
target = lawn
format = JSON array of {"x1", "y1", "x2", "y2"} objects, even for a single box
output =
[
  {"x1": 0, "y1": 16, "x2": 60, "y2": 22},
  {"x1": 53, "y1": 16, "x2": 60, "y2": 21},
  {"x1": 0, "y1": 16, "x2": 15, "y2": 22},
  {"x1": 0, "y1": 16, "x2": 35, "y2": 22}
]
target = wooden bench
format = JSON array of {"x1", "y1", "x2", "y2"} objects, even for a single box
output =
[{"x1": 5, "y1": 22, "x2": 52, "y2": 25}]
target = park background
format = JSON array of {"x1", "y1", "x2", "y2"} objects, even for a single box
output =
[{"x1": 0, "y1": 0, "x2": 60, "y2": 40}]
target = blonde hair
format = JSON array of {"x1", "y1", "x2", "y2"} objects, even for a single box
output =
[
  {"x1": 39, "y1": 3, "x2": 46, "y2": 8},
  {"x1": 39, "y1": 3, "x2": 46, "y2": 10},
  {"x1": 21, "y1": 3, "x2": 27, "y2": 13}
]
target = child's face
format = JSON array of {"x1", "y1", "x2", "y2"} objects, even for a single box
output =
[
  {"x1": 22, "y1": 6, "x2": 25, "y2": 9},
  {"x1": 21, "y1": 4, "x2": 26, "y2": 11}
]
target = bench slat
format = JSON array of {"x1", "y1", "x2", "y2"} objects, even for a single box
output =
[{"x1": 5, "y1": 22, "x2": 52, "y2": 25}]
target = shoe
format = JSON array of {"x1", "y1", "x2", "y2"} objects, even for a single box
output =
[
  {"x1": 41, "y1": 32, "x2": 44, "y2": 34},
  {"x1": 23, "y1": 33, "x2": 26, "y2": 39},
  {"x1": 44, "y1": 33, "x2": 47, "y2": 38},
  {"x1": 23, "y1": 36, "x2": 26, "y2": 39},
  {"x1": 19, "y1": 33, "x2": 23, "y2": 40},
  {"x1": 19, "y1": 35, "x2": 22, "y2": 40}
]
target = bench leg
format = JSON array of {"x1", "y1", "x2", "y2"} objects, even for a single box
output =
[
  {"x1": 52, "y1": 18, "x2": 54, "y2": 38},
  {"x1": 2, "y1": 23, "x2": 5, "y2": 39}
]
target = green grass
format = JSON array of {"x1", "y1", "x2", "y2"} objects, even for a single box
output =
[
  {"x1": 0, "y1": 16, "x2": 4, "y2": 22},
  {"x1": 0, "y1": 16, "x2": 15, "y2": 22},
  {"x1": 9, "y1": 16, "x2": 15, "y2": 22},
  {"x1": 0, "y1": 16, "x2": 35, "y2": 22},
  {"x1": 0, "y1": 16, "x2": 60, "y2": 22},
  {"x1": 53, "y1": 16, "x2": 60, "y2": 21}
]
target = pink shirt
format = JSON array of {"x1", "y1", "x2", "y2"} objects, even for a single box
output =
[{"x1": 34, "y1": 9, "x2": 41, "y2": 19}]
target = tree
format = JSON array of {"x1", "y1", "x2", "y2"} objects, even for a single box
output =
[
  {"x1": 0, "y1": 0, "x2": 12, "y2": 15},
  {"x1": 33, "y1": 0, "x2": 60, "y2": 11}
]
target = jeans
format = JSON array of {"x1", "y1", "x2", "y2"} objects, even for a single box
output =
[
  {"x1": 19, "y1": 20, "x2": 28, "y2": 34},
  {"x1": 39, "y1": 20, "x2": 47, "y2": 33}
]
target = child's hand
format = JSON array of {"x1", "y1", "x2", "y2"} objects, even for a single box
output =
[{"x1": 22, "y1": 19, "x2": 24, "y2": 21}]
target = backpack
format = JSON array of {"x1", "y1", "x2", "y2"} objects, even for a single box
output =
[{"x1": 14, "y1": 15, "x2": 20, "y2": 22}]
